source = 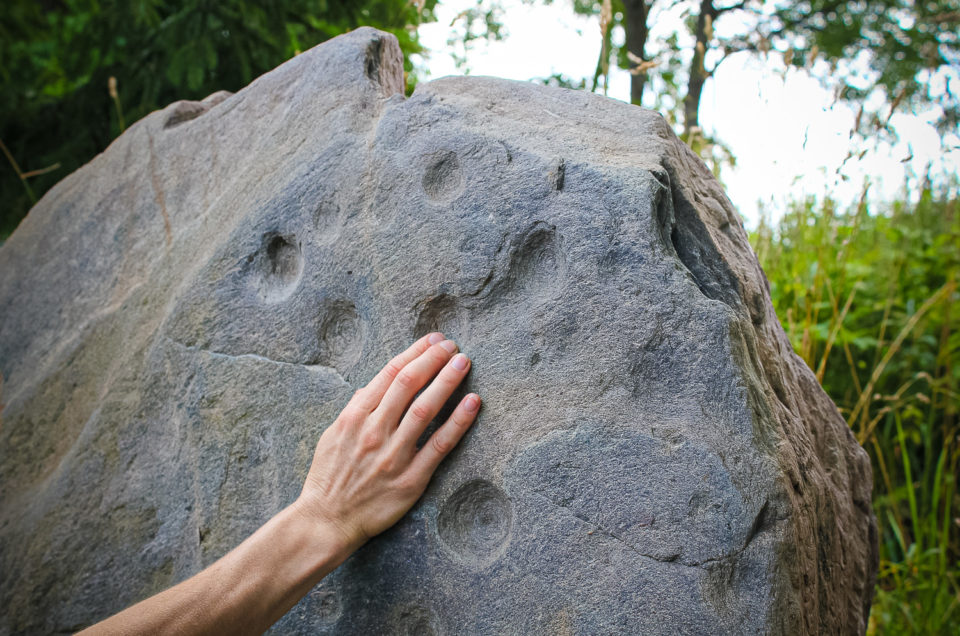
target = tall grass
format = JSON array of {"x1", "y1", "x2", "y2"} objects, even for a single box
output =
[{"x1": 751, "y1": 187, "x2": 960, "y2": 633}]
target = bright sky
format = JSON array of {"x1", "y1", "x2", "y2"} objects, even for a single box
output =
[{"x1": 415, "y1": 0, "x2": 959, "y2": 226}]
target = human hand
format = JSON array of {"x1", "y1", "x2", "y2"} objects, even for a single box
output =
[{"x1": 294, "y1": 333, "x2": 480, "y2": 553}]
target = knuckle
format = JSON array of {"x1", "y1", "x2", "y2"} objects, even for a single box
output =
[
  {"x1": 346, "y1": 391, "x2": 368, "y2": 413},
  {"x1": 450, "y1": 410, "x2": 469, "y2": 429},
  {"x1": 395, "y1": 474, "x2": 422, "y2": 496},
  {"x1": 358, "y1": 428, "x2": 382, "y2": 452},
  {"x1": 430, "y1": 433, "x2": 452, "y2": 456},
  {"x1": 341, "y1": 403, "x2": 366, "y2": 423},
  {"x1": 430, "y1": 347, "x2": 452, "y2": 363},
  {"x1": 395, "y1": 369, "x2": 420, "y2": 390},
  {"x1": 382, "y1": 360, "x2": 404, "y2": 380},
  {"x1": 376, "y1": 456, "x2": 399, "y2": 475},
  {"x1": 441, "y1": 369, "x2": 463, "y2": 389},
  {"x1": 408, "y1": 401, "x2": 433, "y2": 423}
]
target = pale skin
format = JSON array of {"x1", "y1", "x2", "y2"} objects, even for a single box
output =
[{"x1": 79, "y1": 332, "x2": 479, "y2": 636}]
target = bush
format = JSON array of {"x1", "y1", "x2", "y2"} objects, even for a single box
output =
[{"x1": 752, "y1": 188, "x2": 960, "y2": 633}]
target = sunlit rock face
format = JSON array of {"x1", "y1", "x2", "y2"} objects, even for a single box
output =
[{"x1": 0, "y1": 27, "x2": 877, "y2": 635}]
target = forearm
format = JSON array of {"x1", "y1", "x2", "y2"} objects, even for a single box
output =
[
  {"x1": 81, "y1": 504, "x2": 351, "y2": 636},
  {"x1": 80, "y1": 334, "x2": 479, "y2": 634}
]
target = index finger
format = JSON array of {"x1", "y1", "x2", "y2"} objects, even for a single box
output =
[{"x1": 349, "y1": 332, "x2": 445, "y2": 412}]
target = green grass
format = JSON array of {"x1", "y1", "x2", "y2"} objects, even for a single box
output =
[{"x1": 751, "y1": 187, "x2": 960, "y2": 633}]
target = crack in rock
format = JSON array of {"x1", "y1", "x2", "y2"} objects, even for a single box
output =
[
  {"x1": 536, "y1": 491, "x2": 786, "y2": 569},
  {"x1": 164, "y1": 337, "x2": 352, "y2": 387}
]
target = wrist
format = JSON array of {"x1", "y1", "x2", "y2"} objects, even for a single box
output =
[
  {"x1": 263, "y1": 504, "x2": 352, "y2": 589},
  {"x1": 287, "y1": 498, "x2": 361, "y2": 569}
]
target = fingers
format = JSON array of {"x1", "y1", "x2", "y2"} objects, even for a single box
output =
[
  {"x1": 350, "y1": 332, "x2": 445, "y2": 412},
  {"x1": 393, "y1": 352, "x2": 472, "y2": 449},
  {"x1": 372, "y1": 339, "x2": 459, "y2": 424},
  {"x1": 410, "y1": 393, "x2": 481, "y2": 475}
]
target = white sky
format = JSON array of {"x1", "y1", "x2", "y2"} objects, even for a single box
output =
[{"x1": 415, "y1": 0, "x2": 959, "y2": 226}]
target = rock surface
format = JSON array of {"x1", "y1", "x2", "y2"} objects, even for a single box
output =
[{"x1": 0, "y1": 28, "x2": 877, "y2": 635}]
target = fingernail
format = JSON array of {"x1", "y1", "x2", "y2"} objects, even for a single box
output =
[
  {"x1": 463, "y1": 394, "x2": 480, "y2": 413},
  {"x1": 452, "y1": 353, "x2": 469, "y2": 370},
  {"x1": 438, "y1": 339, "x2": 457, "y2": 353},
  {"x1": 428, "y1": 332, "x2": 444, "y2": 345}
]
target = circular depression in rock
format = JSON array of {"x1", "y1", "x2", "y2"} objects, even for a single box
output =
[
  {"x1": 317, "y1": 300, "x2": 363, "y2": 370},
  {"x1": 413, "y1": 294, "x2": 461, "y2": 340},
  {"x1": 437, "y1": 479, "x2": 512, "y2": 562},
  {"x1": 422, "y1": 151, "x2": 463, "y2": 201},
  {"x1": 253, "y1": 233, "x2": 304, "y2": 303},
  {"x1": 391, "y1": 604, "x2": 440, "y2": 636}
]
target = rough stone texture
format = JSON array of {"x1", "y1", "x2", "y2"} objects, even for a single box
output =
[{"x1": 0, "y1": 28, "x2": 877, "y2": 635}]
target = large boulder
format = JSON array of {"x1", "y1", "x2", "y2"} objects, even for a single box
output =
[{"x1": 0, "y1": 28, "x2": 877, "y2": 635}]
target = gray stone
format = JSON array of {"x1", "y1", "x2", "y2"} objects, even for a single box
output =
[{"x1": 0, "y1": 27, "x2": 877, "y2": 635}]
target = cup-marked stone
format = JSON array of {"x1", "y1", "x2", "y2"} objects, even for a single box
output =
[{"x1": 0, "y1": 27, "x2": 877, "y2": 635}]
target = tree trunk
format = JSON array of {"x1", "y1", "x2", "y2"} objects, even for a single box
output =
[
  {"x1": 591, "y1": 22, "x2": 613, "y2": 94},
  {"x1": 623, "y1": 0, "x2": 650, "y2": 106},
  {"x1": 684, "y1": 0, "x2": 716, "y2": 138}
]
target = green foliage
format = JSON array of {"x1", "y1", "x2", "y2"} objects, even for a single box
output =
[
  {"x1": 752, "y1": 188, "x2": 960, "y2": 633},
  {"x1": 774, "y1": 0, "x2": 960, "y2": 137},
  {"x1": 0, "y1": 0, "x2": 437, "y2": 237},
  {"x1": 443, "y1": 0, "x2": 509, "y2": 69},
  {"x1": 549, "y1": 0, "x2": 959, "y2": 167},
  {"x1": 535, "y1": 72, "x2": 588, "y2": 89}
]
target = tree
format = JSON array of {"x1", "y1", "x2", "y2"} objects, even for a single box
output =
[
  {"x1": 527, "y1": 1, "x2": 959, "y2": 166},
  {"x1": 0, "y1": 0, "x2": 438, "y2": 237}
]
